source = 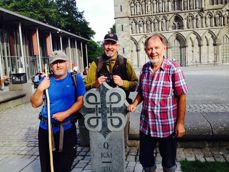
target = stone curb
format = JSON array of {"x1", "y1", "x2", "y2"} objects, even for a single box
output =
[{"x1": 129, "y1": 111, "x2": 229, "y2": 141}]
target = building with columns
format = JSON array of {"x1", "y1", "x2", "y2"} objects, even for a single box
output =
[
  {"x1": 0, "y1": 7, "x2": 89, "y2": 81},
  {"x1": 114, "y1": 0, "x2": 229, "y2": 68}
]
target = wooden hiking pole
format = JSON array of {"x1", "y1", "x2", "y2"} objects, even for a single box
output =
[{"x1": 45, "y1": 64, "x2": 54, "y2": 172}]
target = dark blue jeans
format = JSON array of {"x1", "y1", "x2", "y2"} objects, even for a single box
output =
[{"x1": 139, "y1": 132, "x2": 177, "y2": 172}]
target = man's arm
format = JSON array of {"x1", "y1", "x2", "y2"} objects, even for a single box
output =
[
  {"x1": 128, "y1": 93, "x2": 143, "y2": 112},
  {"x1": 121, "y1": 61, "x2": 138, "y2": 91},
  {"x1": 52, "y1": 96, "x2": 84, "y2": 122},
  {"x1": 30, "y1": 77, "x2": 50, "y2": 108},
  {"x1": 175, "y1": 94, "x2": 186, "y2": 138}
]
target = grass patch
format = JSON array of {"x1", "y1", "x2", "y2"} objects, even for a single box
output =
[{"x1": 180, "y1": 160, "x2": 229, "y2": 172}]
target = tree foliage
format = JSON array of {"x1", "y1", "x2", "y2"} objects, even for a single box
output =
[
  {"x1": 0, "y1": 0, "x2": 104, "y2": 62},
  {"x1": 87, "y1": 41, "x2": 103, "y2": 63},
  {"x1": 110, "y1": 24, "x2": 116, "y2": 33},
  {"x1": 0, "y1": 0, "x2": 94, "y2": 39},
  {"x1": 55, "y1": 0, "x2": 94, "y2": 39}
]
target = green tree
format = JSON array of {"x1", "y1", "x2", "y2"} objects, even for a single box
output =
[
  {"x1": 55, "y1": 0, "x2": 94, "y2": 39},
  {"x1": 0, "y1": 0, "x2": 101, "y2": 64},
  {"x1": 0, "y1": 0, "x2": 60, "y2": 26},
  {"x1": 110, "y1": 24, "x2": 116, "y2": 33},
  {"x1": 0, "y1": 0, "x2": 94, "y2": 39},
  {"x1": 87, "y1": 40, "x2": 103, "y2": 63}
]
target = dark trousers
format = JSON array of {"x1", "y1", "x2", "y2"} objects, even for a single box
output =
[
  {"x1": 139, "y1": 132, "x2": 177, "y2": 171},
  {"x1": 38, "y1": 125, "x2": 77, "y2": 172}
]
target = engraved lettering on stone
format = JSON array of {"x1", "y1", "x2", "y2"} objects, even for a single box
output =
[
  {"x1": 103, "y1": 166, "x2": 112, "y2": 172},
  {"x1": 103, "y1": 142, "x2": 109, "y2": 149}
]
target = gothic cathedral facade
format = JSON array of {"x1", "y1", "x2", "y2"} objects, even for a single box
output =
[{"x1": 114, "y1": 0, "x2": 229, "y2": 68}]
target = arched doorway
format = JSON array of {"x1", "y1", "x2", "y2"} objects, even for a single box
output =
[{"x1": 170, "y1": 34, "x2": 186, "y2": 66}]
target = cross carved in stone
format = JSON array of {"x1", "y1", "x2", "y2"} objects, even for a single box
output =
[{"x1": 80, "y1": 82, "x2": 128, "y2": 138}]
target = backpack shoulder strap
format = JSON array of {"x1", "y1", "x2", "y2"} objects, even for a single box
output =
[
  {"x1": 70, "y1": 72, "x2": 83, "y2": 121},
  {"x1": 117, "y1": 55, "x2": 128, "y2": 79},
  {"x1": 95, "y1": 56, "x2": 103, "y2": 77},
  {"x1": 71, "y1": 72, "x2": 78, "y2": 98}
]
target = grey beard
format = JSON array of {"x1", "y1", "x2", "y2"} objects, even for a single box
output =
[{"x1": 150, "y1": 59, "x2": 160, "y2": 65}]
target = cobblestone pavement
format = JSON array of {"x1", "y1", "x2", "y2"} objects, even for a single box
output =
[
  {"x1": 0, "y1": 65, "x2": 229, "y2": 172},
  {"x1": 0, "y1": 103, "x2": 228, "y2": 172},
  {"x1": 187, "y1": 104, "x2": 229, "y2": 112}
]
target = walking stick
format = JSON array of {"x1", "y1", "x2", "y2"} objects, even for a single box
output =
[{"x1": 45, "y1": 64, "x2": 54, "y2": 172}]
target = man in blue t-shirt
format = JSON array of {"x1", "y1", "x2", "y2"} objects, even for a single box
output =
[{"x1": 31, "y1": 50, "x2": 86, "y2": 172}]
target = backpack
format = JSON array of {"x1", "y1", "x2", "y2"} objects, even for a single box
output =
[
  {"x1": 95, "y1": 55, "x2": 133, "y2": 103},
  {"x1": 71, "y1": 72, "x2": 83, "y2": 121}
]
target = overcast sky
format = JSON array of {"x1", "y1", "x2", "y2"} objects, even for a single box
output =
[{"x1": 77, "y1": 0, "x2": 115, "y2": 42}]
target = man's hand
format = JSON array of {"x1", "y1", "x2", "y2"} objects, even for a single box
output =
[
  {"x1": 95, "y1": 75, "x2": 107, "y2": 88},
  {"x1": 113, "y1": 75, "x2": 124, "y2": 86},
  {"x1": 37, "y1": 76, "x2": 50, "y2": 91},
  {"x1": 175, "y1": 122, "x2": 185, "y2": 138},
  {"x1": 52, "y1": 112, "x2": 67, "y2": 122},
  {"x1": 128, "y1": 104, "x2": 137, "y2": 112}
]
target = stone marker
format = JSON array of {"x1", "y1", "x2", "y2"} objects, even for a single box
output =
[{"x1": 80, "y1": 82, "x2": 128, "y2": 172}]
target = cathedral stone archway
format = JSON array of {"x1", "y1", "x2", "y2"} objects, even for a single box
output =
[{"x1": 169, "y1": 33, "x2": 186, "y2": 66}]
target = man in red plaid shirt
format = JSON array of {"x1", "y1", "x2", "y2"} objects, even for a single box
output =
[{"x1": 128, "y1": 34, "x2": 188, "y2": 172}]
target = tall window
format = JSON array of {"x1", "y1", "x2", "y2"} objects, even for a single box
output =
[
  {"x1": 172, "y1": 16, "x2": 184, "y2": 30},
  {"x1": 172, "y1": 0, "x2": 182, "y2": 10},
  {"x1": 222, "y1": 34, "x2": 229, "y2": 63},
  {"x1": 172, "y1": 38, "x2": 181, "y2": 65}
]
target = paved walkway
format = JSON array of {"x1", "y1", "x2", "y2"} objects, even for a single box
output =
[
  {"x1": 0, "y1": 64, "x2": 229, "y2": 172},
  {"x1": 0, "y1": 103, "x2": 228, "y2": 172}
]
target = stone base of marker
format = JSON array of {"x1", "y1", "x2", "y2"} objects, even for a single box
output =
[
  {"x1": 78, "y1": 118, "x2": 90, "y2": 147},
  {"x1": 90, "y1": 131, "x2": 126, "y2": 172}
]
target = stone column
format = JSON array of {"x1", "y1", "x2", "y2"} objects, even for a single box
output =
[
  {"x1": 0, "y1": 49, "x2": 4, "y2": 86},
  {"x1": 2, "y1": 33, "x2": 9, "y2": 76},
  {"x1": 168, "y1": 0, "x2": 171, "y2": 11},
  {"x1": 224, "y1": 14, "x2": 227, "y2": 25},
  {"x1": 60, "y1": 35, "x2": 63, "y2": 50},
  {"x1": 199, "y1": 43, "x2": 202, "y2": 64},
  {"x1": 202, "y1": 0, "x2": 205, "y2": 8},
  {"x1": 202, "y1": 14, "x2": 206, "y2": 28},
  {"x1": 137, "y1": 47, "x2": 140, "y2": 68},
  {"x1": 80, "y1": 83, "x2": 128, "y2": 172},
  {"x1": 153, "y1": 0, "x2": 157, "y2": 13},
  {"x1": 68, "y1": 38, "x2": 72, "y2": 69},
  {"x1": 187, "y1": 0, "x2": 190, "y2": 10},
  {"x1": 215, "y1": 42, "x2": 222, "y2": 65},
  {"x1": 80, "y1": 42, "x2": 84, "y2": 70},
  {"x1": 130, "y1": 3, "x2": 135, "y2": 16},
  {"x1": 201, "y1": 41, "x2": 206, "y2": 64},
  {"x1": 85, "y1": 44, "x2": 89, "y2": 67},
  {"x1": 74, "y1": 40, "x2": 79, "y2": 70},
  {"x1": 183, "y1": 18, "x2": 187, "y2": 29},
  {"x1": 158, "y1": 19, "x2": 161, "y2": 31},
  {"x1": 18, "y1": 22, "x2": 26, "y2": 74},
  {"x1": 36, "y1": 28, "x2": 42, "y2": 72}
]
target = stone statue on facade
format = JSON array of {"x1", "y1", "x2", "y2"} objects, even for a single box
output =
[{"x1": 130, "y1": 2, "x2": 135, "y2": 16}]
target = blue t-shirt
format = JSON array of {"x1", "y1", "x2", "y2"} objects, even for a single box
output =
[{"x1": 39, "y1": 72, "x2": 86, "y2": 132}]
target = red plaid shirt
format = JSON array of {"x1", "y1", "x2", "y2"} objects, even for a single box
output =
[{"x1": 137, "y1": 58, "x2": 188, "y2": 138}]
